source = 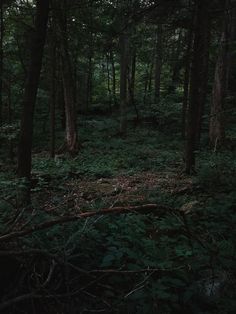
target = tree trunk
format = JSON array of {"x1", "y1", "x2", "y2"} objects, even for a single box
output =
[
  {"x1": 119, "y1": 30, "x2": 129, "y2": 135},
  {"x1": 154, "y1": 25, "x2": 163, "y2": 104},
  {"x1": 86, "y1": 51, "x2": 93, "y2": 113},
  {"x1": 17, "y1": 0, "x2": 49, "y2": 203},
  {"x1": 0, "y1": 2, "x2": 4, "y2": 126},
  {"x1": 227, "y1": 6, "x2": 236, "y2": 93},
  {"x1": 182, "y1": 28, "x2": 193, "y2": 139},
  {"x1": 7, "y1": 76, "x2": 13, "y2": 160},
  {"x1": 110, "y1": 50, "x2": 117, "y2": 107},
  {"x1": 128, "y1": 49, "x2": 136, "y2": 105},
  {"x1": 106, "y1": 53, "x2": 112, "y2": 111},
  {"x1": 50, "y1": 40, "x2": 56, "y2": 158},
  {"x1": 58, "y1": 0, "x2": 78, "y2": 155},
  {"x1": 148, "y1": 60, "x2": 154, "y2": 94},
  {"x1": 209, "y1": 0, "x2": 231, "y2": 149},
  {"x1": 143, "y1": 63, "x2": 150, "y2": 105},
  {"x1": 169, "y1": 30, "x2": 184, "y2": 93},
  {"x1": 185, "y1": 0, "x2": 210, "y2": 174}
]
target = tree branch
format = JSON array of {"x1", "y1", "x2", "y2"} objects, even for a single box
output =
[{"x1": 0, "y1": 204, "x2": 171, "y2": 242}]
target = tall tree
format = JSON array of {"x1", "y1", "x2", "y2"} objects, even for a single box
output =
[
  {"x1": 110, "y1": 50, "x2": 117, "y2": 107},
  {"x1": 119, "y1": 29, "x2": 129, "y2": 135},
  {"x1": 209, "y1": 0, "x2": 231, "y2": 148},
  {"x1": 0, "y1": 1, "x2": 4, "y2": 126},
  {"x1": 182, "y1": 27, "x2": 193, "y2": 138},
  {"x1": 50, "y1": 24, "x2": 57, "y2": 159},
  {"x1": 168, "y1": 29, "x2": 183, "y2": 93},
  {"x1": 185, "y1": 0, "x2": 210, "y2": 173},
  {"x1": 154, "y1": 24, "x2": 163, "y2": 104},
  {"x1": 17, "y1": 0, "x2": 49, "y2": 201},
  {"x1": 57, "y1": 0, "x2": 78, "y2": 155},
  {"x1": 128, "y1": 48, "x2": 136, "y2": 108}
]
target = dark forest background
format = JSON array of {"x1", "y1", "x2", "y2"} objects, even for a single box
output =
[{"x1": 0, "y1": 0, "x2": 236, "y2": 313}]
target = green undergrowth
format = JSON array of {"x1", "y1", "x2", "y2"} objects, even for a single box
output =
[
  {"x1": 1, "y1": 191, "x2": 235, "y2": 313},
  {"x1": 32, "y1": 118, "x2": 183, "y2": 181},
  {"x1": 0, "y1": 117, "x2": 236, "y2": 313}
]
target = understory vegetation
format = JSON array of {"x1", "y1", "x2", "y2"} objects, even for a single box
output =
[{"x1": 1, "y1": 111, "x2": 236, "y2": 313}]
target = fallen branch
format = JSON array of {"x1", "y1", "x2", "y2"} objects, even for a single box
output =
[
  {"x1": 0, "y1": 204, "x2": 171, "y2": 243},
  {"x1": 0, "y1": 292, "x2": 41, "y2": 311}
]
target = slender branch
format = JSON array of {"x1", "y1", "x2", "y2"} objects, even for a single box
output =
[
  {"x1": 89, "y1": 265, "x2": 185, "y2": 274},
  {"x1": 0, "y1": 293, "x2": 42, "y2": 311},
  {"x1": 0, "y1": 204, "x2": 172, "y2": 242}
]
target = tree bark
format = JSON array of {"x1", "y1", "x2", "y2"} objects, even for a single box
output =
[
  {"x1": 119, "y1": 30, "x2": 129, "y2": 135},
  {"x1": 0, "y1": 1, "x2": 4, "y2": 126},
  {"x1": 86, "y1": 50, "x2": 93, "y2": 113},
  {"x1": 185, "y1": 0, "x2": 210, "y2": 174},
  {"x1": 169, "y1": 30, "x2": 184, "y2": 93},
  {"x1": 50, "y1": 39, "x2": 56, "y2": 159},
  {"x1": 209, "y1": 0, "x2": 231, "y2": 148},
  {"x1": 58, "y1": 0, "x2": 78, "y2": 155},
  {"x1": 154, "y1": 25, "x2": 163, "y2": 104},
  {"x1": 17, "y1": 0, "x2": 49, "y2": 200},
  {"x1": 110, "y1": 50, "x2": 117, "y2": 108},
  {"x1": 128, "y1": 46, "x2": 138, "y2": 116},
  {"x1": 106, "y1": 52, "x2": 112, "y2": 111},
  {"x1": 182, "y1": 28, "x2": 193, "y2": 139}
]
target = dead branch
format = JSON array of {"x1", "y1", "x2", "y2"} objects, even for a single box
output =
[{"x1": 0, "y1": 204, "x2": 171, "y2": 243}]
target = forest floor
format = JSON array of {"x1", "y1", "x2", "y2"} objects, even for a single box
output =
[
  {"x1": 1, "y1": 115, "x2": 236, "y2": 313},
  {"x1": 41, "y1": 170, "x2": 194, "y2": 216}
]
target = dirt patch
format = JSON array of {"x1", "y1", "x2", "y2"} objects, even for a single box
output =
[{"x1": 42, "y1": 171, "x2": 193, "y2": 214}]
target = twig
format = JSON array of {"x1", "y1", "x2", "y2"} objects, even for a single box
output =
[
  {"x1": 0, "y1": 293, "x2": 42, "y2": 311},
  {"x1": 124, "y1": 271, "x2": 154, "y2": 299},
  {"x1": 89, "y1": 266, "x2": 184, "y2": 274},
  {"x1": 41, "y1": 260, "x2": 56, "y2": 288}
]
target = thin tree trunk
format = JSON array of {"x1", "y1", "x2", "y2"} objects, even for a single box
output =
[
  {"x1": 119, "y1": 30, "x2": 129, "y2": 135},
  {"x1": 50, "y1": 41, "x2": 56, "y2": 158},
  {"x1": 0, "y1": 2, "x2": 4, "y2": 125},
  {"x1": 17, "y1": 0, "x2": 49, "y2": 203},
  {"x1": 143, "y1": 64, "x2": 150, "y2": 105},
  {"x1": 86, "y1": 52, "x2": 93, "y2": 112},
  {"x1": 73, "y1": 60, "x2": 77, "y2": 108},
  {"x1": 154, "y1": 25, "x2": 163, "y2": 103},
  {"x1": 209, "y1": 0, "x2": 231, "y2": 149},
  {"x1": 110, "y1": 50, "x2": 117, "y2": 107},
  {"x1": 132, "y1": 53, "x2": 139, "y2": 120},
  {"x1": 227, "y1": 6, "x2": 236, "y2": 93},
  {"x1": 7, "y1": 77, "x2": 13, "y2": 160},
  {"x1": 148, "y1": 61, "x2": 154, "y2": 93},
  {"x1": 128, "y1": 51, "x2": 139, "y2": 120},
  {"x1": 106, "y1": 53, "x2": 112, "y2": 112},
  {"x1": 182, "y1": 28, "x2": 193, "y2": 139},
  {"x1": 195, "y1": 28, "x2": 211, "y2": 148},
  {"x1": 58, "y1": 0, "x2": 78, "y2": 155},
  {"x1": 128, "y1": 50, "x2": 136, "y2": 107},
  {"x1": 58, "y1": 79, "x2": 65, "y2": 130},
  {"x1": 185, "y1": 0, "x2": 210, "y2": 174},
  {"x1": 148, "y1": 31, "x2": 157, "y2": 95},
  {"x1": 170, "y1": 30, "x2": 184, "y2": 92}
]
